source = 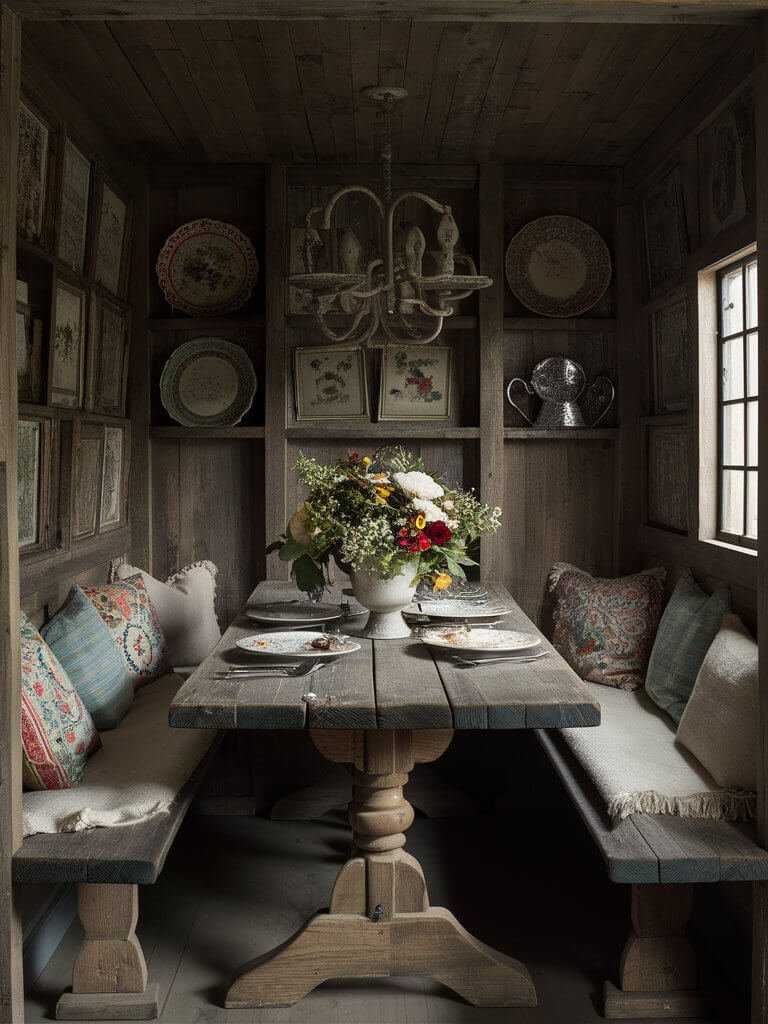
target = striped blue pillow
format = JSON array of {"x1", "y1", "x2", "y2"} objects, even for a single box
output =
[{"x1": 41, "y1": 587, "x2": 134, "y2": 730}]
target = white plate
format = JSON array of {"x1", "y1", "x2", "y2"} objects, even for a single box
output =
[
  {"x1": 245, "y1": 602, "x2": 345, "y2": 626},
  {"x1": 405, "y1": 599, "x2": 509, "y2": 622},
  {"x1": 236, "y1": 631, "x2": 361, "y2": 659},
  {"x1": 421, "y1": 627, "x2": 541, "y2": 654}
]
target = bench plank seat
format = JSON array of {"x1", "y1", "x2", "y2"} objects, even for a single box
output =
[
  {"x1": 13, "y1": 736, "x2": 221, "y2": 886},
  {"x1": 536, "y1": 729, "x2": 768, "y2": 884}
]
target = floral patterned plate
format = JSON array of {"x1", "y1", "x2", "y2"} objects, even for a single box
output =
[
  {"x1": 420, "y1": 626, "x2": 541, "y2": 653},
  {"x1": 160, "y1": 337, "x2": 256, "y2": 427},
  {"x1": 155, "y1": 218, "x2": 259, "y2": 315},
  {"x1": 404, "y1": 599, "x2": 510, "y2": 621},
  {"x1": 235, "y1": 631, "x2": 361, "y2": 659}
]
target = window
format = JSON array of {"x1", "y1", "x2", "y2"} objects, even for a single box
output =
[{"x1": 717, "y1": 254, "x2": 758, "y2": 547}]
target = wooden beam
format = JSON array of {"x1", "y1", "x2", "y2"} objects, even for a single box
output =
[
  {"x1": 0, "y1": 6, "x2": 24, "y2": 1021},
  {"x1": 6, "y1": 0, "x2": 768, "y2": 22}
]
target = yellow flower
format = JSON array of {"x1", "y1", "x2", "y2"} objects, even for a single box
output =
[
  {"x1": 362, "y1": 456, "x2": 371, "y2": 465},
  {"x1": 432, "y1": 573, "x2": 452, "y2": 591},
  {"x1": 413, "y1": 514, "x2": 426, "y2": 530},
  {"x1": 375, "y1": 496, "x2": 386, "y2": 505},
  {"x1": 375, "y1": 486, "x2": 391, "y2": 498}
]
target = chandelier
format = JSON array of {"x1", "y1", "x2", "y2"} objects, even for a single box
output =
[{"x1": 289, "y1": 86, "x2": 493, "y2": 347}]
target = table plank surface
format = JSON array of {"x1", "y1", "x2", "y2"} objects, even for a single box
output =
[{"x1": 170, "y1": 580, "x2": 600, "y2": 731}]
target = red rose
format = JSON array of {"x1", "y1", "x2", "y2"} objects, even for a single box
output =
[
  {"x1": 407, "y1": 541, "x2": 420, "y2": 554},
  {"x1": 417, "y1": 534, "x2": 432, "y2": 551},
  {"x1": 425, "y1": 521, "x2": 452, "y2": 545},
  {"x1": 397, "y1": 538, "x2": 410, "y2": 548}
]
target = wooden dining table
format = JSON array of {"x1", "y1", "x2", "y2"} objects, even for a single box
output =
[{"x1": 170, "y1": 579, "x2": 600, "y2": 1010}]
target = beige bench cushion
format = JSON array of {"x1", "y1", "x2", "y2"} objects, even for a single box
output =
[
  {"x1": 22, "y1": 675, "x2": 217, "y2": 837},
  {"x1": 561, "y1": 681, "x2": 755, "y2": 822}
]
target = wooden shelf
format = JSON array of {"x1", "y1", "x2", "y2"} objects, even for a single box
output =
[
  {"x1": 286, "y1": 314, "x2": 477, "y2": 332},
  {"x1": 17, "y1": 236, "x2": 55, "y2": 266},
  {"x1": 503, "y1": 316, "x2": 616, "y2": 332},
  {"x1": 149, "y1": 425, "x2": 265, "y2": 439},
  {"x1": 504, "y1": 427, "x2": 619, "y2": 440},
  {"x1": 286, "y1": 424, "x2": 480, "y2": 440},
  {"x1": 147, "y1": 314, "x2": 265, "y2": 332}
]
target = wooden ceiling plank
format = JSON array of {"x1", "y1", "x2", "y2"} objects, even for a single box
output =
[
  {"x1": 318, "y1": 20, "x2": 356, "y2": 162},
  {"x1": 289, "y1": 20, "x2": 336, "y2": 161},
  {"x1": 151, "y1": 41, "x2": 229, "y2": 161},
  {"x1": 399, "y1": 20, "x2": 443, "y2": 162},
  {"x1": 377, "y1": 19, "x2": 410, "y2": 161},
  {"x1": 108, "y1": 21, "x2": 210, "y2": 161},
  {"x1": 232, "y1": 22, "x2": 294, "y2": 161},
  {"x1": 7, "y1": 1, "x2": 768, "y2": 24},
  {"x1": 418, "y1": 22, "x2": 471, "y2": 163},
  {"x1": 597, "y1": 23, "x2": 684, "y2": 124},
  {"x1": 199, "y1": 20, "x2": 232, "y2": 40},
  {"x1": 523, "y1": 22, "x2": 595, "y2": 125},
  {"x1": 206, "y1": 37, "x2": 270, "y2": 161},
  {"x1": 439, "y1": 23, "x2": 505, "y2": 162},
  {"x1": 256, "y1": 21, "x2": 314, "y2": 162},
  {"x1": 349, "y1": 20, "x2": 381, "y2": 163},
  {"x1": 563, "y1": 21, "x2": 625, "y2": 93},
  {"x1": 473, "y1": 23, "x2": 535, "y2": 162}
]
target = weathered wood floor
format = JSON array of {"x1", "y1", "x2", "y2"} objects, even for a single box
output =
[{"x1": 25, "y1": 802, "x2": 749, "y2": 1023}]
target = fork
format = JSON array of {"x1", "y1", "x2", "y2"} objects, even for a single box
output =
[
  {"x1": 214, "y1": 661, "x2": 326, "y2": 678},
  {"x1": 451, "y1": 652, "x2": 549, "y2": 667}
]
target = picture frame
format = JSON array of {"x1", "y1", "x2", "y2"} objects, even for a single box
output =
[
  {"x1": 17, "y1": 414, "x2": 53, "y2": 554},
  {"x1": 378, "y1": 345, "x2": 452, "y2": 421},
  {"x1": 92, "y1": 176, "x2": 132, "y2": 298},
  {"x1": 99, "y1": 422, "x2": 129, "y2": 532},
  {"x1": 17, "y1": 99, "x2": 51, "y2": 243},
  {"x1": 293, "y1": 346, "x2": 369, "y2": 422},
  {"x1": 71, "y1": 419, "x2": 104, "y2": 542},
  {"x1": 698, "y1": 86, "x2": 755, "y2": 243},
  {"x1": 49, "y1": 272, "x2": 87, "y2": 409},
  {"x1": 88, "y1": 296, "x2": 130, "y2": 416},
  {"x1": 645, "y1": 421, "x2": 689, "y2": 533},
  {"x1": 642, "y1": 168, "x2": 688, "y2": 295},
  {"x1": 57, "y1": 136, "x2": 92, "y2": 274},
  {"x1": 651, "y1": 298, "x2": 688, "y2": 414}
]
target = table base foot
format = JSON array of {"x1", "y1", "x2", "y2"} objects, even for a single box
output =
[{"x1": 224, "y1": 907, "x2": 536, "y2": 1009}]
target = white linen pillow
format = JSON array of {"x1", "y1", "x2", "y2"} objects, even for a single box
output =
[
  {"x1": 676, "y1": 613, "x2": 758, "y2": 792},
  {"x1": 110, "y1": 559, "x2": 220, "y2": 668}
]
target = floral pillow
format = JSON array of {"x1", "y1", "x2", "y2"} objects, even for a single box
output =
[
  {"x1": 20, "y1": 611, "x2": 100, "y2": 790},
  {"x1": 548, "y1": 562, "x2": 666, "y2": 691}
]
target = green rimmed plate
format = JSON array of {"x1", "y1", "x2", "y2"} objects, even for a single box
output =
[{"x1": 160, "y1": 337, "x2": 257, "y2": 427}]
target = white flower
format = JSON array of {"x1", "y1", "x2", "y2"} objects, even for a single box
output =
[
  {"x1": 392, "y1": 470, "x2": 444, "y2": 501},
  {"x1": 412, "y1": 498, "x2": 447, "y2": 523},
  {"x1": 442, "y1": 499, "x2": 454, "y2": 510},
  {"x1": 446, "y1": 519, "x2": 458, "y2": 530}
]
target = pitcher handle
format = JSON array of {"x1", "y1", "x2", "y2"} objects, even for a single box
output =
[
  {"x1": 587, "y1": 376, "x2": 615, "y2": 427},
  {"x1": 505, "y1": 378, "x2": 535, "y2": 426}
]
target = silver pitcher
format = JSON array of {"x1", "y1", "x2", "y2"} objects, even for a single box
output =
[{"x1": 506, "y1": 356, "x2": 614, "y2": 428}]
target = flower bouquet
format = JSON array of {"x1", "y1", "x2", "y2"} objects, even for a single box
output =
[{"x1": 270, "y1": 446, "x2": 501, "y2": 638}]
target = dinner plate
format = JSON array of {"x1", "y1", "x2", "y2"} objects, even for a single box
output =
[
  {"x1": 245, "y1": 602, "x2": 345, "y2": 626},
  {"x1": 235, "y1": 631, "x2": 361, "y2": 659},
  {"x1": 405, "y1": 599, "x2": 510, "y2": 621},
  {"x1": 420, "y1": 627, "x2": 541, "y2": 654}
]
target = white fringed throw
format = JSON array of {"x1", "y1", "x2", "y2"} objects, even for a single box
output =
[
  {"x1": 23, "y1": 675, "x2": 216, "y2": 837},
  {"x1": 561, "y1": 681, "x2": 755, "y2": 823}
]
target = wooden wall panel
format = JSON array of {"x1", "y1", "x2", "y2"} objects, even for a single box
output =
[
  {"x1": 502, "y1": 438, "x2": 615, "y2": 622},
  {"x1": 151, "y1": 439, "x2": 265, "y2": 626}
]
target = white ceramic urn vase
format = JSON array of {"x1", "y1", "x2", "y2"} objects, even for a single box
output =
[{"x1": 350, "y1": 562, "x2": 419, "y2": 640}]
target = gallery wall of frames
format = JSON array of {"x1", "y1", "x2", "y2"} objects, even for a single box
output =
[{"x1": 14, "y1": 67, "x2": 139, "y2": 613}]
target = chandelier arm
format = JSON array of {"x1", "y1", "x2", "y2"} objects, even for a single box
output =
[
  {"x1": 401, "y1": 296, "x2": 457, "y2": 317},
  {"x1": 315, "y1": 306, "x2": 372, "y2": 344},
  {"x1": 318, "y1": 185, "x2": 386, "y2": 230},
  {"x1": 377, "y1": 305, "x2": 445, "y2": 346}
]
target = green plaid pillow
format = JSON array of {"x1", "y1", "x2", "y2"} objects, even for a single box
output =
[{"x1": 645, "y1": 568, "x2": 731, "y2": 724}]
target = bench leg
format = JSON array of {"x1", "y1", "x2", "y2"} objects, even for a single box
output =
[
  {"x1": 56, "y1": 883, "x2": 159, "y2": 1021},
  {"x1": 603, "y1": 883, "x2": 712, "y2": 1019}
]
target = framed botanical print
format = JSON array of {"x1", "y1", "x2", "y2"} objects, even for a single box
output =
[
  {"x1": 293, "y1": 346, "x2": 369, "y2": 422},
  {"x1": 698, "y1": 86, "x2": 755, "y2": 242},
  {"x1": 651, "y1": 299, "x2": 688, "y2": 414},
  {"x1": 378, "y1": 346, "x2": 452, "y2": 421},
  {"x1": 17, "y1": 415, "x2": 52, "y2": 553},
  {"x1": 642, "y1": 168, "x2": 687, "y2": 294},
  {"x1": 49, "y1": 274, "x2": 87, "y2": 409},
  {"x1": 645, "y1": 421, "x2": 689, "y2": 533},
  {"x1": 57, "y1": 137, "x2": 91, "y2": 273},
  {"x1": 93, "y1": 177, "x2": 131, "y2": 297},
  {"x1": 72, "y1": 420, "x2": 104, "y2": 541},
  {"x1": 88, "y1": 297, "x2": 130, "y2": 416},
  {"x1": 99, "y1": 423, "x2": 129, "y2": 531},
  {"x1": 17, "y1": 100, "x2": 50, "y2": 242}
]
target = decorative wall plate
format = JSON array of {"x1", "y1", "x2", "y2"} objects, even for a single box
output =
[
  {"x1": 155, "y1": 218, "x2": 259, "y2": 315},
  {"x1": 505, "y1": 216, "x2": 611, "y2": 317},
  {"x1": 160, "y1": 337, "x2": 257, "y2": 427}
]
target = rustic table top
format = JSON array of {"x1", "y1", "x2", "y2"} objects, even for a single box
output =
[{"x1": 170, "y1": 580, "x2": 600, "y2": 732}]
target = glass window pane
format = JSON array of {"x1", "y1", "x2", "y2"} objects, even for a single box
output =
[
  {"x1": 723, "y1": 403, "x2": 745, "y2": 465},
  {"x1": 747, "y1": 332, "x2": 758, "y2": 398},
  {"x1": 722, "y1": 338, "x2": 745, "y2": 400},
  {"x1": 721, "y1": 266, "x2": 744, "y2": 336},
  {"x1": 747, "y1": 259, "x2": 758, "y2": 330},
  {"x1": 721, "y1": 469, "x2": 745, "y2": 535},
  {"x1": 748, "y1": 401, "x2": 758, "y2": 466},
  {"x1": 747, "y1": 471, "x2": 758, "y2": 539}
]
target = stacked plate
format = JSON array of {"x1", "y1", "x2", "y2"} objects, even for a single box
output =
[
  {"x1": 419, "y1": 625, "x2": 544, "y2": 661},
  {"x1": 244, "y1": 601, "x2": 366, "y2": 627}
]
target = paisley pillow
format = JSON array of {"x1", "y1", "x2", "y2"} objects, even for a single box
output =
[
  {"x1": 42, "y1": 577, "x2": 167, "y2": 729},
  {"x1": 548, "y1": 563, "x2": 666, "y2": 691},
  {"x1": 20, "y1": 611, "x2": 100, "y2": 790}
]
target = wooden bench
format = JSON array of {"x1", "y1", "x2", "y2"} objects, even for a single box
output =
[
  {"x1": 13, "y1": 734, "x2": 220, "y2": 1021},
  {"x1": 537, "y1": 728, "x2": 768, "y2": 1019}
]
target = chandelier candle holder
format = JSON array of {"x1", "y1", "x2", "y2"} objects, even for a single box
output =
[{"x1": 289, "y1": 86, "x2": 492, "y2": 347}]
